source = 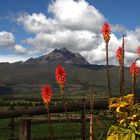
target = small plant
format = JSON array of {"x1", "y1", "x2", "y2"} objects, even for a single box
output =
[
  {"x1": 107, "y1": 94, "x2": 140, "y2": 140},
  {"x1": 107, "y1": 45, "x2": 140, "y2": 140}
]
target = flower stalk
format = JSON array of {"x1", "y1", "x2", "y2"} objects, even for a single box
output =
[
  {"x1": 132, "y1": 75, "x2": 136, "y2": 100},
  {"x1": 45, "y1": 104, "x2": 53, "y2": 140},
  {"x1": 130, "y1": 62, "x2": 139, "y2": 102},
  {"x1": 116, "y1": 46, "x2": 124, "y2": 96},
  {"x1": 89, "y1": 84, "x2": 96, "y2": 140},
  {"x1": 106, "y1": 42, "x2": 112, "y2": 97},
  {"x1": 102, "y1": 22, "x2": 112, "y2": 98},
  {"x1": 90, "y1": 114, "x2": 93, "y2": 140},
  {"x1": 121, "y1": 35, "x2": 125, "y2": 95},
  {"x1": 41, "y1": 84, "x2": 53, "y2": 140},
  {"x1": 55, "y1": 64, "x2": 74, "y2": 140},
  {"x1": 119, "y1": 62, "x2": 123, "y2": 96}
]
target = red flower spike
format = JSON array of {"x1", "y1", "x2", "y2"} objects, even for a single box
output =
[
  {"x1": 55, "y1": 64, "x2": 66, "y2": 87},
  {"x1": 137, "y1": 46, "x2": 140, "y2": 57},
  {"x1": 101, "y1": 22, "x2": 111, "y2": 43},
  {"x1": 130, "y1": 62, "x2": 139, "y2": 77},
  {"x1": 41, "y1": 84, "x2": 53, "y2": 104},
  {"x1": 116, "y1": 47, "x2": 123, "y2": 64}
]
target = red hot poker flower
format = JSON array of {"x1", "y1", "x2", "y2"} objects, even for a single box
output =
[
  {"x1": 41, "y1": 84, "x2": 53, "y2": 104},
  {"x1": 116, "y1": 47, "x2": 123, "y2": 64},
  {"x1": 101, "y1": 22, "x2": 111, "y2": 43},
  {"x1": 55, "y1": 64, "x2": 66, "y2": 87},
  {"x1": 137, "y1": 46, "x2": 140, "y2": 57},
  {"x1": 130, "y1": 62, "x2": 139, "y2": 77}
]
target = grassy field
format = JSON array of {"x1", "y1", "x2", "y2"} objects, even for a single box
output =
[
  {"x1": 0, "y1": 111, "x2": 115, "y2": 140},
  {"x1": 0, "y1": 94, "x2": 115, "y2": 140}
]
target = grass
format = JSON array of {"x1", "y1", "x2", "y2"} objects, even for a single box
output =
[
  {"x1": 0, "y1": 95, "x2": 114, "y2": 140},
  {"x1": 0, "y1": 119, "x2": 82, "y2": 140},
  {"x1": 0, "y1": 112, "x2": 114, "y2": 140},
  {"x1": 0, "y1": 119, "x2": 10, "y2": 140}
]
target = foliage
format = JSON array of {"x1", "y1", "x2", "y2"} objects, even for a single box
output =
[{"x1": 107, "y1": 94, "x2": 140, "y2": 140}]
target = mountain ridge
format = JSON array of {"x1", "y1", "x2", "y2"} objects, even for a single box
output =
[
  {"x1": 0, "y1": 47, "x2": 139, "y2": 96},
  {"x1": 24, "y1": 47, "x2": 89, "y2": 65}
]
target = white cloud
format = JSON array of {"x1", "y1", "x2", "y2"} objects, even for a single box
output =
[
  {"x1": 2, "y1": 0, "x2": 138, "y2": 66},
  {"x1": 0, "y1": 55, "x2": 28, "y2": 63},
  {"x1": 17, "y1": 13, "x2": 60, "y2": 34},
  {"x1": 0, "y1": 31, "x2": 27, "y2": 55},
  {"x1": 80, "y1": 34, "x2": 120, "y2": 65},
  {"x1": 0, "y1": 31, "x2": 15, "y2": 47},
  {"x1": 111, "y1": 24, "x2": 126, "y2": 33},
  {"x1": 49, "y1": 0, "x2": 105, "y2": 32},
  {"x1": 24, "y1": 30, "x2": 99, "y2": 53},
  {"x1": 16, "y1": 0, "x2": 105, "y2": 33},
  {"x1": 125, "y1": 29, "x2": 140, "y2": 53},
  {"x1": 16, "y1": 0, "x2": 106, "y2": 57},
  {"x1": 14, "y1": 44, "x2": 26, "y2": 54}
]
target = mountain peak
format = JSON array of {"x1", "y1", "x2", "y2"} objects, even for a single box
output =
[
  {"x1": 25, "y1": 48, "x2": 89, "y2": 65},
  {"x1": 52, "y1": 47, "x2": 70, "y2": 54},
  {"x1": 60, "y1": 47, "x2": 68, "y2": 52},
  {"x1": 60, "y1": 47, "x2": 68, "y2": 51}
]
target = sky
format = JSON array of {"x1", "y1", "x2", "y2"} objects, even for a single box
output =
[{"x1": 0, "y1": 0, "x2": 140, "y2": 66}]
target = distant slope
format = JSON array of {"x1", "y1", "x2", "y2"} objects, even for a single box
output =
[
  {"x1": 0, "y1": 48, "x2": 139, "y2": 95},
  {"x1": 25, "y1": 47, "x2": 89, "y2": 65}
]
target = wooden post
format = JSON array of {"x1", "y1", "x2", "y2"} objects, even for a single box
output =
[
  {"x1": 81, "y1": 98, "x2": 86, "y2": 140},
  {"x1": 19, "y1": 119, "x2": 31, "y2": 140},
  {"x1": 122, "y1": 35, "x2": 125, "y2": 96},
  {"x1": 9, "y1": 118, "x2": 15, "y2": 139},
  {"x1": 9, "y1": 105, "x2": 15, "y2": 139},
  {"x1": 90, "y1": 114, "x2": 93, "y2": 140}
]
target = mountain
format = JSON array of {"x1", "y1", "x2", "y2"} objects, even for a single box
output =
[
  {"x1": 0, "y1": 47, "x2": 139, "y2": 96},
  {"x1": 25, "y1": 47, "x2": 89, "y2": 65}
]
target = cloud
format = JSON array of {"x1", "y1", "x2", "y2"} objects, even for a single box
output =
[
  {"x1": 16, "y1": 0, "x2": 105, "y2": 33},
  {"x1": 0, "y1": 31, "x2": 15, "y2": 47},
  {"x1": 14, "y1": 44, "x2": 26, "y2": 54},
  {"x1": 0, "y1": 31, "x2": 27, "y2": 55},
  {"x1": 111, "y1": 24, "x2": 126, "y2": 33},
  {"x1": 24, "y1": 30, "x2": 99, "y2": 53},
  {"x1": 48, "y1": 0, "x2": 105, "y2": 32},
  {"x1": 125, "y1": 29, "x2": 140, "y2": 53},
  {"x1": 0, "y1": 55, "x2": 28, "y2": 63},
  {"x1": 17, "y1": 0, "x2": 105, "y2": 56},
  {"x1": 17, "y1": 13, "x2": 60, "y2": 34},
  {"x1": 80, "y1": 34, "x2": 120, "y2": 65},
  {"x1": 3, "y1": 0, "x2": 138, "y2": 66}
]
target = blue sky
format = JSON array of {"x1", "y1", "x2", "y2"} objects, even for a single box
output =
[
  {"x1": 0, "y1": 0, "x2": 140, "y2": 65},
  {"x1": 91, "y1": 0, "x2": 140, "y2": 30}
]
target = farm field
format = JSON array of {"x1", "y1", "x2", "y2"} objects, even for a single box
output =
[{"x1": 0, "y1": 95, "x2": 115, "y2": 140}]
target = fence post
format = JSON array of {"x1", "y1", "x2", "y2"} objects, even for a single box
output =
[
  {"x1": 9, "y1": 118, "x2": 15, "y2": 139},
  {"x1": 19, "y1": 119, "x2": 31, "y2": 140},
  {"x1": 9, "y1": 105, "x2": 15, "y2": 140},
  {"x1": 81, "y1": 98, "x2": 86, "y2": 140}
]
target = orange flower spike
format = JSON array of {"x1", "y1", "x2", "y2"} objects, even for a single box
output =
[
  {"x1": 137, "y1": 46, "x2": 140, "y2": 57},
  {"x1": 55, "y1": 64, "x2": 67, "y2": 88},
  {"x1": 101, "y1": 22, "x2": 111, "y2": 43},
  {"x1": 116, "y1": 47, "x2": 123, "y2": 64},
  {"x1": 41, "y1": 84, "x2": 53, "y2": 104},
  {"x1": 130, "y1": 62, "x2": 139, "y2": 77}
]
